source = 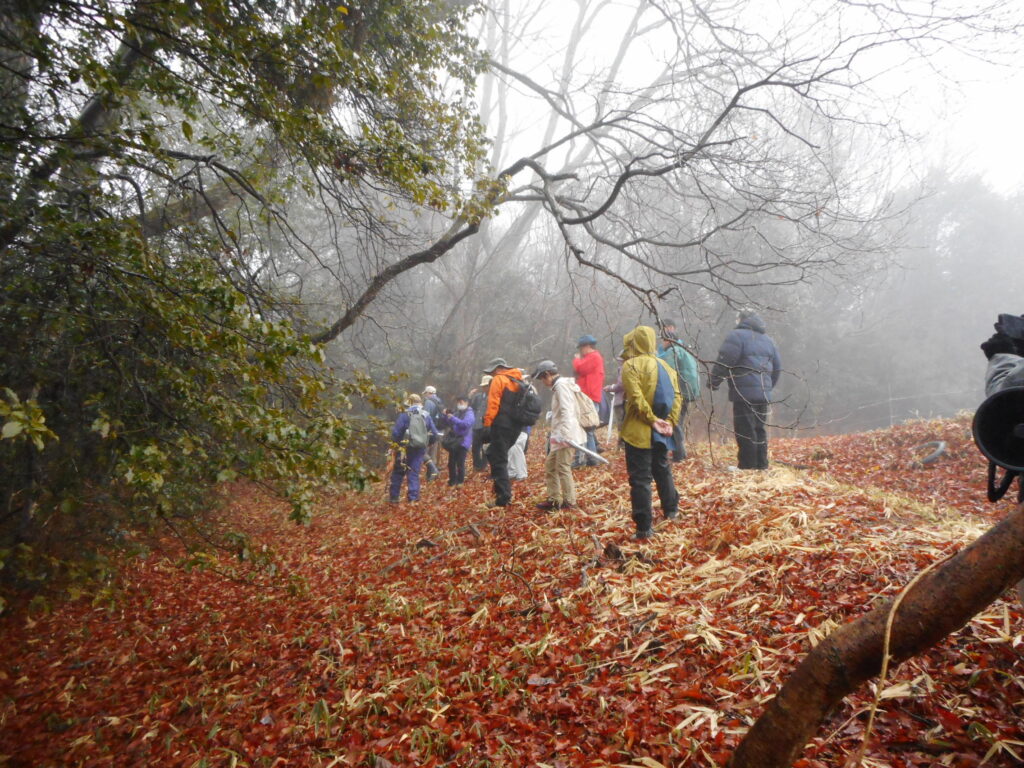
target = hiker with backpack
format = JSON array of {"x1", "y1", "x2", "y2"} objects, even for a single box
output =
[
  {"x1": 389, "y1": 394, "x2": 440, "y2": 503},
  {"x1": 621, "y1": 325, "x2": 682, "y2": 540},
  {"x1": 658, "y1": 319, "x2": 700, "y2": 461},
  {"x1": 469, "y1": 376, "x2": 491, "y2": 472},
  {"x1": 572, "y1": 334, "x2": 605, "y2": 467},
  {"x1": 532, "y1": 360, "x2": 586, "y2": 511},
  {"x1": 481, "y1": 358, "x2": 541, "y2": 507},
  {"x1": 439, "y1": 396, "x2": 474, "y2": 487},
  {"x1": 422, "y1": 385, "x2": 444, "y2": 481}
]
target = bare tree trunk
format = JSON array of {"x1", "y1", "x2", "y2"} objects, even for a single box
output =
[{"x1": 730, "y1": 501, "x2": 1024, "y2": 768}]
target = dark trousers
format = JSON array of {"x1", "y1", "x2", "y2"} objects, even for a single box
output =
[
  {"x1": 671, "y1": 401, "x2": 690, "y2": 460},
  {"x1": 472, "y1": 428, "x2": 488, "y2": 471},
  {"x1": 389, "y1": 447, "x2": 426, "y2": 501},
  {"x1": 734, "y1": 400, "x2": 769, "y2": 469},
  {"x1": 485, "y1": 424, "x2": 520, "y2": 506},
  {"x1": 624, "y1": 441, "x2": 679, "y2": 533},
  {"x1": 447, "y1": 445, "x2": 468, "y2": 486}
]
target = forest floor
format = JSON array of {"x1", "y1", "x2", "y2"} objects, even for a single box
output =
[{"x1": 2, "y1": 416, "x2": 1023, "y2": 768}]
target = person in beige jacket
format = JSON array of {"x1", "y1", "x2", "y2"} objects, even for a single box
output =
[{"x1": 532, "y1": 360, "x2": 586, "y2": 510}]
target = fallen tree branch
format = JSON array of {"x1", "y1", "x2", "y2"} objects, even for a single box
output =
[
  {"x1": 730, "y1": 501, "x2": 1024, "y2": 768},
  {"x1": 850, "y1": 551, "x2": 954, "y2": 767}
]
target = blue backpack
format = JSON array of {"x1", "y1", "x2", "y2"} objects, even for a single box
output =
[{"x1": 651, "y1": 361, "x2": 676, "y2": 452}]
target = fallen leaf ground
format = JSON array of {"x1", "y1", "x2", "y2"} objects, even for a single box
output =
[{"x1": 3, "y1": 416, "x2": 1023, "y2": 768}]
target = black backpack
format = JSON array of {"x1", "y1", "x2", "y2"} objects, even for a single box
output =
[{"x1": 507, "y1": 380, "x2": 542, "y2": 426}]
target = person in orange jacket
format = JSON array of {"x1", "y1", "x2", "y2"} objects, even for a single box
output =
[{"x1": 481, "y1": 358, "x2": 527, "y2": 507}]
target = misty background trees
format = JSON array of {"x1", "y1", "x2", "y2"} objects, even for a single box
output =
[
  {"x1": 3, "y1": 0, "x2": 1024, "y2": 581},
  {"x1": 325, "y1": 1, "x2": 1024, "y2": 437}
]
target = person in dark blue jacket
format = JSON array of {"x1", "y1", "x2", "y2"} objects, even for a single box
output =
[
  {"x1": 710, "y1": 310, "x2": 781, "y2": 470},
  {"x1": 389, "y1": 394, "x2": 440, "y2": 502}
]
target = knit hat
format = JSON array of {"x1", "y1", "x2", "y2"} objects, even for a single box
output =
[{"x1": 576, "y1": 334, "x2": 598, "y2": 347}]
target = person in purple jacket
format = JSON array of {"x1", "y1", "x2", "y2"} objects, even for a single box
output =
[
  {"x1": 389, "y1": 394, "x2": 439, "y2": 503},
  {"x1": 440, "y1": 396, "x2": 474, "y2": 487}
]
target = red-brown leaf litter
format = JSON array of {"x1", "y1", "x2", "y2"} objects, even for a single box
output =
[{"x1": 3, "y1": 416, "x2": 1022, "y2": 767}]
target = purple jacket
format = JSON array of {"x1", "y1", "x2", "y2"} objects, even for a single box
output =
[{"x1": 442, "y1": 407, "x2": 474, "y2": 449}]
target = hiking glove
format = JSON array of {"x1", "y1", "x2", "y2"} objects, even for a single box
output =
[{"x1": 981, "y1": 332, "x2": 1017, "y2": 359}]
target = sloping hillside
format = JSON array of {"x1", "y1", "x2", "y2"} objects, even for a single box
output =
[{"x1": 2, "y1": 416, "x2": 1022, "y2": 767}]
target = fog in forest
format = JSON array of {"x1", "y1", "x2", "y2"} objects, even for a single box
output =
[{"x1": 301, "y1": 2, "x2": 1024, "y2": 438}]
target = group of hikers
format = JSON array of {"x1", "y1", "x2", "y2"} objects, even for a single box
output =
[{"x1": 389, "y1": 311, "x2": 782, "y2": 540}]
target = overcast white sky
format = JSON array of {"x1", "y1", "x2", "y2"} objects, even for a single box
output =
[
  {"x1": 929, "y1": 67, "x2": 1024, "y2": 194},
  {"x1": 483, "y1": 1, "x2": 1024, "y2": 197}
]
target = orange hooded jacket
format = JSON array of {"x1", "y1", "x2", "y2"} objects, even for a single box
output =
[{"x1": 483, "y1": 368, "x2": 524, "y2": 427}]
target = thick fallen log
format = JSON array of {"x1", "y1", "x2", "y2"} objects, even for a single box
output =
[{"x1": 730, "y1": 502, "x2": 1024, "y2": 768}]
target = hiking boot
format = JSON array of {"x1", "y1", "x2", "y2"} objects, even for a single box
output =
[
  {"x1": 486, "y1": 499, "x2": 508, "y2": 509},
  {"x1": 633, "y1": 529, "x2": 653, "y2": 541},
  {"x1": 535, "y1": 500, "x2": 559, "y2": 511},
  {"x1": 663, "y1": 510, "x2": 678, "y2": 521},
  {"x1": 559, "y1": 502, "x2": 577, "y2": 510}
]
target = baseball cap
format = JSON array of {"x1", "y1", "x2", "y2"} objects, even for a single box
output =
[{"x1": 531, "y1": 360, "x2": 558, "y2": 379}]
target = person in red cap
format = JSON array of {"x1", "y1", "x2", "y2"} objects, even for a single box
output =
[{"x1": 572, "y1": 334, "x2": 605, "y2": 467}]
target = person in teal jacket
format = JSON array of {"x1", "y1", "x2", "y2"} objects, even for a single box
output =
[{"x1": 658, "y1": 320, "x2": 700, "y2": 461}]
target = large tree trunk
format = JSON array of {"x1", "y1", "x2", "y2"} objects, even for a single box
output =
[{"x1": 730, "y1": 501, "x2": 1024, "y2": 768}]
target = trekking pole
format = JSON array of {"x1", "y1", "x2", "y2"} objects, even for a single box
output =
[
  {"x1": 563, "y1": 440, "x2": 610, "y2": 465},
  {"x1": 606, "y1": 399, "x2": 615, "y2": 443}
]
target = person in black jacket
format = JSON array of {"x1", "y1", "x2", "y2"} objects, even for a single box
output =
[
  {"x1": 468, "y1": 375, "x2": 491, "y2": 471},
  {"x1": 710, "y1": 310, "x2": 782, "y2": 470},
  {"x1": 979, "y1": 314, "x2": 1024, "y2": 605},
  {"x1": 481, "y1": 358, "x2": 527, "y2": 507}
]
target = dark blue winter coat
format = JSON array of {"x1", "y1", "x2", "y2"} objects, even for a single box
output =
[
  {"x1": 469, "y1": 390, "x2": 487, "y2": 429},
  {"x1": 423, "y1": 394, "x2": 444, "y2": 421},
  {"x1": 710, "y1": 314, "x2": 781, "y2": 404}
]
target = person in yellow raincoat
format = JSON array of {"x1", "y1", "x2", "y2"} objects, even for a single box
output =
[{"x1": 620, "y1": 325, "x2": 682, "y2": 539}]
